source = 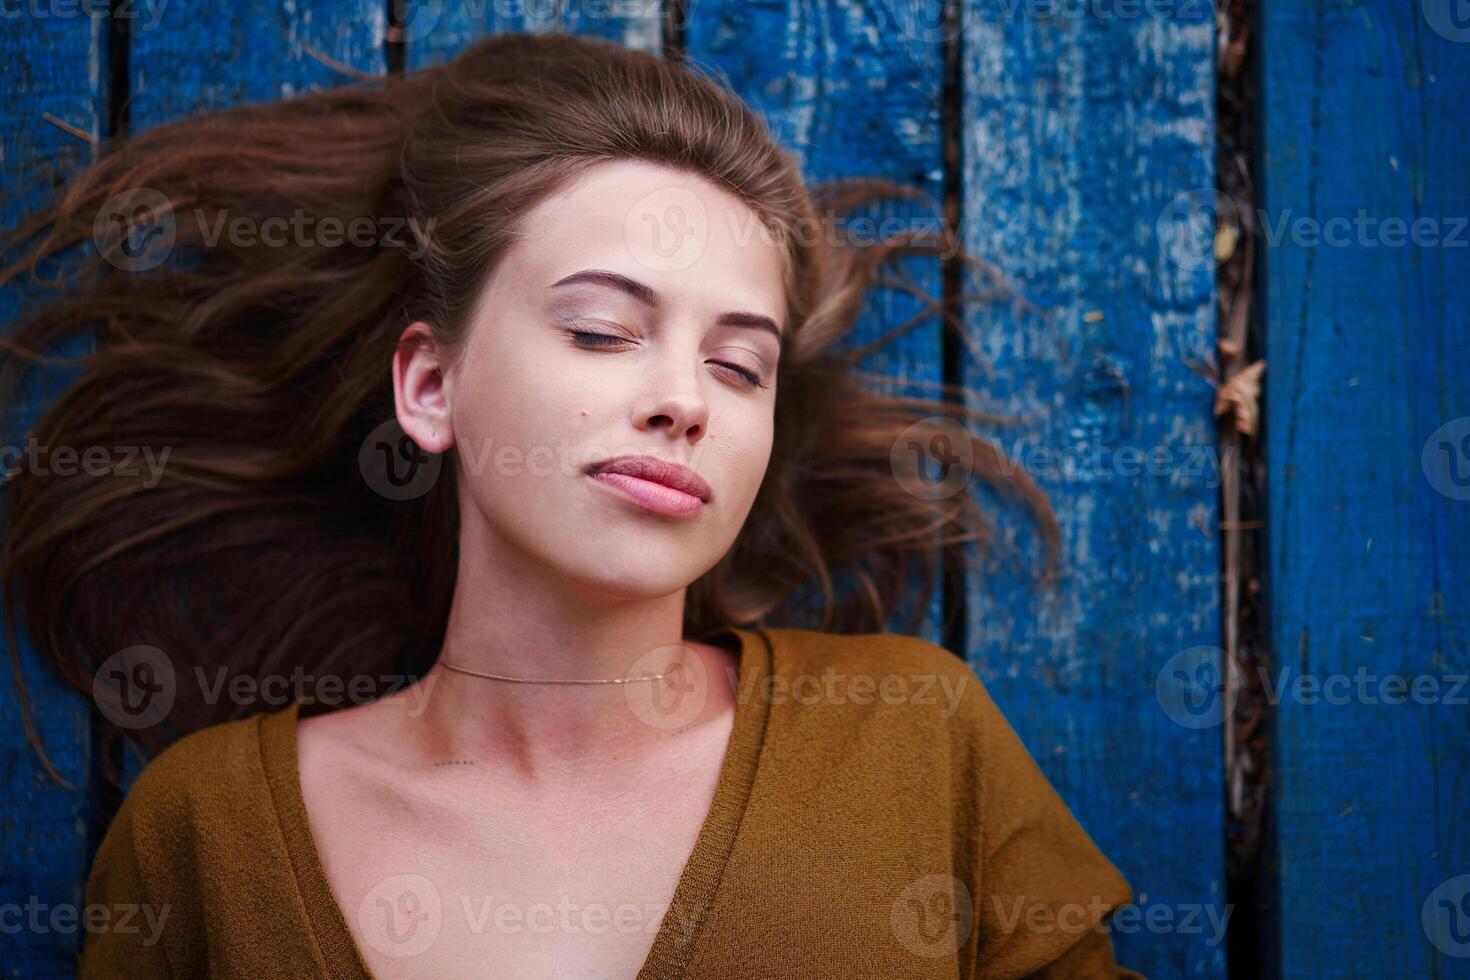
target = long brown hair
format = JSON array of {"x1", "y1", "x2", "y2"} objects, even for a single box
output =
[{"x1": 1, "y1": 31, "x2": 1057, "y2": 787}]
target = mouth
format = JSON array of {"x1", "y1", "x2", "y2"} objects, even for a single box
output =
[{"x1": 584, "y1": 454, "x2": 712, "y2": 518}]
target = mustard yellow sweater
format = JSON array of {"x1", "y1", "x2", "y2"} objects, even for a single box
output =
[{"x1": 78, "y1": 626, "x2": 1144, "y2": 978}]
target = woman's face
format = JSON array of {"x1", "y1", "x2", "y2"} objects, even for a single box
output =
[{"x1": 399, "y1": 158, "x2": 787, "y2": 600}]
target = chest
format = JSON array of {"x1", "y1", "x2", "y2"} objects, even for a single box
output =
[{"x1": 300, "y1": 746, "x2": 726, "y2": 979}]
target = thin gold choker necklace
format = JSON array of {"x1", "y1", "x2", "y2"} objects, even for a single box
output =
[{"x1": 438, "y1": 660, "x2": 673, "y2": 685}]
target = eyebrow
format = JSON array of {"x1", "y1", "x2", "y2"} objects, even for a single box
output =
[{"x1": 548, "y1": 268, "x2": 785, "y2": 347}]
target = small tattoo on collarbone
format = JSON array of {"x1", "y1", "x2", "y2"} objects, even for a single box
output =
[{"x1": 434, "y1": 759, "x2": 476, "y2": 767}]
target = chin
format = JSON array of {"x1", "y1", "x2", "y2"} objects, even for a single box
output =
[
  {"x1": 536, "y1": 537, "x2": 675, "y2": 586},
  {"x1": 568, "y1": 569, "x2": 700, "y2": 603}
]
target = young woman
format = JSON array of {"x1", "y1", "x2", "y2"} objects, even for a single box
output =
[{"x1": 2, "y1": 31, "x2": 1141, "y2": 979}]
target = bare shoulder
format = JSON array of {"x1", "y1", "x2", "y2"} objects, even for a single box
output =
[
  {"x1": 295, "y1": 694, "x2": 409, "y2": 790},
  {"x1": 295, "y1": 696, "x2": 376, "y2": 759}
]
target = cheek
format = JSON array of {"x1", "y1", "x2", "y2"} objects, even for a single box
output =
[
  {"x1": 711, "y1": 410, "x2": 774, "y2": 510},
  {"x1": 451, "y1": 334, "x2": 597, "y2": 458}
]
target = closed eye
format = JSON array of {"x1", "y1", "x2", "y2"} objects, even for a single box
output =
[
  {"x1": 565, "y1": 330, "x2": 769, "y2": 390},
  {"x1": 712, "y1": 360, "x2": 767, "y2": 389},
  {"x1": 568, "y1": 330, "x2": 628, "y2": 349}
]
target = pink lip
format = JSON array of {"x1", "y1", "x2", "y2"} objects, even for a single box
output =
[{"x1": 584, "y1": 455, "x2": 710, "y2": 518}]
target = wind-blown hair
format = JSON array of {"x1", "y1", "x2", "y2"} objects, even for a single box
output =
[{"x1": 0, "y1": 32, "x2": 1057, "y2": 786}]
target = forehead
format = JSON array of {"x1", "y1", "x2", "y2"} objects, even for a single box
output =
[{"x1": 502, "y1": 158, "x2": 788, "y2": 323}]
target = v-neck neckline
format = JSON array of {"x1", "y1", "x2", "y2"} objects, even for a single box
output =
[{"x1": 258, "y1": 625, "x2": 775, "y2": 979}]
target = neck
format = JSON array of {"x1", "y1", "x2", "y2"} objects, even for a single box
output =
[{"x1": 394, "y1": 517, "x2": 737, "y2": 780}]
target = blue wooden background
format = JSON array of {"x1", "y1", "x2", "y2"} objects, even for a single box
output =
[
  {"x1": 2, "y1": 2, "x2": 1465, "y2": 978},
  {"x1": 1261, "y1": 1, "x2": 1470, "y2": 977}
]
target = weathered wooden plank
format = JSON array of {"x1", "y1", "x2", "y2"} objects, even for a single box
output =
[
  {"x1": 128, "y1": 0, "x2": 385, "y2": 129},
  {"x1": 687, "y1": 0, "x2": 949, "y2": 640},
  {"x1": 0, "y1": 14, "x2": 109, "y2": 978},
  {"x1": 1262, "y1": 2, "x2": 1470, "y2": 976},
  {"x1": 406, "y1": 0, "x2": 661, "y2": 70},
  {"x1": 959, "y1": 3, "x2": 1224, "y2": 976}
]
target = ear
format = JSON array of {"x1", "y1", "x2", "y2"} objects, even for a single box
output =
[{"x1": 393, "y1": 322, "x2": 455, "y2": 453}]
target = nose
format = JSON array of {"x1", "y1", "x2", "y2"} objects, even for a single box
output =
[{"x1": 635, "y1": 347, "x2": 709, "y2": 443}]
